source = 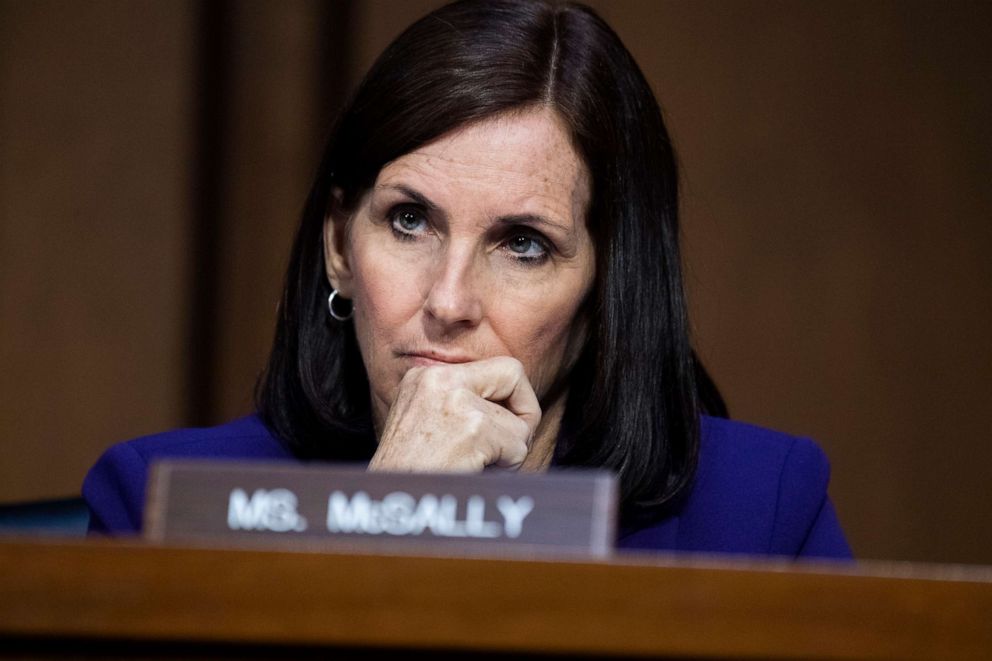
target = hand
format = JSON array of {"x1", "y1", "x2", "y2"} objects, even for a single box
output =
[{"x1": 368, "y1": 356, "x2": 542, "y2": 472}]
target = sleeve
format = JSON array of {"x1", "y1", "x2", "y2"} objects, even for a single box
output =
[
  {"x1": 770, "y1": 437, "x2": 853, "y2": 560},
  {"x1": 81, "y1": 442, "x2": 149, "y2": 535},
  {"x1": 798, "y1": 495, "x2": 852, "y2": 559}
]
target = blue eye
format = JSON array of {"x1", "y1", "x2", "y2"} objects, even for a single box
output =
[
  {"x1": 390, "y1": 207, "x2": 428, "y2": 238},
  {"x1": 505, "y1": 234, "x2": 549, "y2": 262}
]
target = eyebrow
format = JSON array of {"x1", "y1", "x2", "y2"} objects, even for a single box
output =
[
  {"x1": 492, "y1": 214, "x2": 571, "y2": 235},
  {"x1": 377, "y1": 183, "x2": 572, "y2": 234},
  {"x1": 378, "y1": 184, "x2": 438, "y2": 211}
]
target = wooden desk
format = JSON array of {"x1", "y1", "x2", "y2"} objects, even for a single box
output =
[{"x1": 1, "y1": 538, "x2": 990, "y2": 659}]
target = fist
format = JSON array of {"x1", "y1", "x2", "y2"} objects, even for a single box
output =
[{"x1": 368, "y1": 356, "x2": 542, "y2": 472}]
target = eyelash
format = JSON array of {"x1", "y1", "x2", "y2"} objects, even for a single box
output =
[
  {"x1": 388, "y1": 205, "x2": 428, "y2": 242},
  {"x1": 502, "y1": 230, "x2": 551, "y2": 264},
  {"x1": 386, "y1": 204, "x2": 554, "y2": 266}
]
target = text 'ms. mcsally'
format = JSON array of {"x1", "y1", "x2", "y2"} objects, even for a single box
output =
[{"x1": 145, "y1": 461, "x2": 617, "y2": 557}]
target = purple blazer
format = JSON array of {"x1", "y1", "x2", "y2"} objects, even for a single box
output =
[{"x1": 82, "y1": 415, "x2": 852, "y2": 559}]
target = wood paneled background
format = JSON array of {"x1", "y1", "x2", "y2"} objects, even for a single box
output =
[{"x1": 1, "y1": 0, "x2": 989, "y2": 565}]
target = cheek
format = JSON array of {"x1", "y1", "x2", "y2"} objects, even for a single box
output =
[
  {"x1": 351, "y1": 236, "x2": 422, "y2": 325},
  {"x1": 493, "y1": 281, "x2": 590, "y2": 391},
  {"x1": 354, "y1": 264, "x2": 401, "y2": 331},
  {"x1": 347, "y1": 239, "x2": 430, "y2": 392}
]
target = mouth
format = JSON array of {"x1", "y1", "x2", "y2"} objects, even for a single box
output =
[{"x1": 398, "y1": 350, "x2": 476, "y2": 366}]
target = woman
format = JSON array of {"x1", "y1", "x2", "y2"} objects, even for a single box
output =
[{"x1": 84, "y1": 0, "x2": 851, "y2": 558}]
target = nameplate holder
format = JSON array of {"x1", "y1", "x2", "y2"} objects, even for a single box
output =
[{"x1": 145, "y1": 461, "x2": 617, "y2": 558}]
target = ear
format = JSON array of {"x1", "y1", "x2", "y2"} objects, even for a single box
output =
[{"x1": 323, "y1": 189, "x2": 354, "y2": 297}]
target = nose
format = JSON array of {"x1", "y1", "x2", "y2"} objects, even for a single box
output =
[{"x1": 423, "y1": 244, "x2": 483, "y2": 330}]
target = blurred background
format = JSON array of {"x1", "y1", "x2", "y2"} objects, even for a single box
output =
[{"x1": 1, "y1": 0, "x2": 989, "y2": 564}]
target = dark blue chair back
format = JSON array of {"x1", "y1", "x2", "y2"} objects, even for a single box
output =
[{"x1": 0, "y1": 497, "x2": 90, "y2": 537}]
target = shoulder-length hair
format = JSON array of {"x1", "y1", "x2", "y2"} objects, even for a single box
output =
[{"x1": 257, "y1": 0, "x2": 725, "y2": 519}]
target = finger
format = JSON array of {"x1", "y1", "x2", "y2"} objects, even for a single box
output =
[
  {"x1": 451, "y1": 357, "x2": 542, "y2": 434},
  {"x1": 474, "y1": 397, "x2": 532, "y2": 468}
]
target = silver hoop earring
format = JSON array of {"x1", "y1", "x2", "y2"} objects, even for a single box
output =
[{"x1": 327, "y1": 289, "x2": 353, "y2": 321}]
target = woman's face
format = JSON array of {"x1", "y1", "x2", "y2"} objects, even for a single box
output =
[{"x1": 325, "y1": 108, "x2": 596, "y2": 429}]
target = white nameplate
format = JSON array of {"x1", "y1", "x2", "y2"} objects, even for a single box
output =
[{"x1": 145, "y1": 461, "x2": 617, "y2": 557}]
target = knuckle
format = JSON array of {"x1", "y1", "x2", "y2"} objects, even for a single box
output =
[
  {"x1": 448, "y1": 387, "x2": 474, "y2": 408},
  {"x1": 465, "y1": 408, "x2": 486, "y2": 432},
  {"x1": 400, "y1": 365, "x2": 425, "y2": 385},
  {"x1": 501, "y1": 356, "x2": 525, "y2": 376},
  {"x1": 421, "y1": 365, "x2": 453, "y2": 388},
  {"x1": 511, "y1": 416, "x2": 531, "y2": 440},
  {"x1": 472, "y1": 446, "x2": 494, "y2": 468},
  {"x1": 501, "y1": 437, "x2": 528, "y2": 466}
]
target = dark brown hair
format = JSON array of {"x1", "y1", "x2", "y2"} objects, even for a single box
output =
[{"x1": 257, "y1": 0, "x2": 726, "y2": 520}]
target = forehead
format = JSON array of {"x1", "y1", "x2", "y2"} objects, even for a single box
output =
[{"x1": 375, "y1": 109, "x2": 590, "y2": 218}]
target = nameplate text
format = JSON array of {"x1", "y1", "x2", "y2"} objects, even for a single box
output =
[{"x1": 145, "y1": 461, "x2": 617, "y2": 557}]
